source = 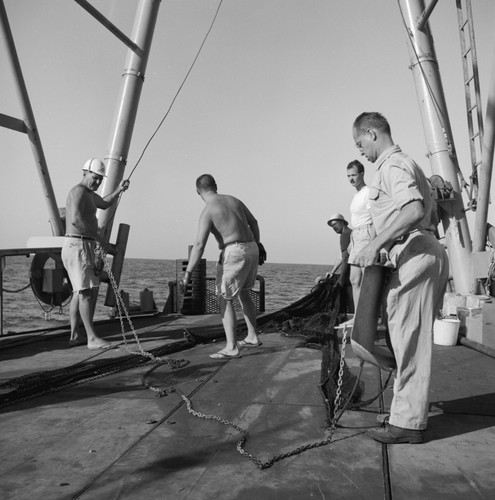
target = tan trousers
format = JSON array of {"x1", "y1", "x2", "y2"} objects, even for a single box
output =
[{"x1": 385, "y1": 231, "x2": 449, "y2": 430}]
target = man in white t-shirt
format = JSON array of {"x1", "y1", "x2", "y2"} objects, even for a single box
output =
[{"x1": 346, "y1": 160, "x2": 375, "y2": 307}]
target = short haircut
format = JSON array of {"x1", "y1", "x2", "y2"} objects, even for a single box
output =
[
  {"x1": 353, "y1": 112, "x2": 391, "y2": 136},
  {"x1": 347, "y1": 159, "x2": 364, "y2": 173},
  {"x1": 196, "y1": 174, "x2": 217, "y2": 192}
]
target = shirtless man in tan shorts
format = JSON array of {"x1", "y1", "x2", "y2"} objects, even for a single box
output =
[
  {"x1": 62, "y1": 158, "x2": 129, "y2": 349},
  {"x1": 182, "y1": 174, "x2": 266, "y2": 359}
]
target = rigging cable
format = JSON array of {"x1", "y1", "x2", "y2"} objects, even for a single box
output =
[
  {"x1": 127, "y1": 0, "x2": 224, "y2": 180},
  {"x1": 397, "y1": 0, "x2": 471, "y2": 196},
  {"x1": 397, "y1": 0, "x2": 448, "y2": 135},
  {"x1": 102, "y1": 0, "x2": 224, "y2": 229}
]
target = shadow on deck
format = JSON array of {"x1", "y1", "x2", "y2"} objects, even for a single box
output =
[{"x1": 0, "y1": 313, "x2": 494, "y2": 499}]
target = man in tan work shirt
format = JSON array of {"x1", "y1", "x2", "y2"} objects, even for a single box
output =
[{"x1": 352, "y1": 112, "x2": 448, "y2": 444}]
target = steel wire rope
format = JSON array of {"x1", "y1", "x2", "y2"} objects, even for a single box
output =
[
  {"x1": 397, "y1": 1, "x2": 448, "y2": 136},
  {"x1": 3, "y1": 0, "x2": 225, "y2": 323},
  {"x1": 5, "y1": 0, "x2": 226, "y2": 402},
  {"x1": 89, "y1": 0, "x2": 226, "y2": 369},
  {"x1": 101, "y1": 0, "x2": 224, "y2": 230},
  {"x1": 95, "y1": 0, "x2": 225, "y2": 335},
  {"x1": 127, "y1": 0, "x2": 224, "y2": 180}
]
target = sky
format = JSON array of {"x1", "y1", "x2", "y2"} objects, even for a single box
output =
[{"x1": 1, "y1": 0, "x2": 495, "y2": 265}]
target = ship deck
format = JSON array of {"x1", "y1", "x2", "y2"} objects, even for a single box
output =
[{"x1": 0, "y1": 312, "x2": 494, "y2": 500}]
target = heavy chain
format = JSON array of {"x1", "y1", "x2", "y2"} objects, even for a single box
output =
[
  {"x1": 0, "y1": 249, "x2": 190, "y2": 409},
  {"x1": 102, "y1": 251, "x2": 183, "y2": 370},
  {"x1": 331, "y1": 323, "x2": 349, "y2": 420},
  {"x1": 3, "y1": 248, "x2": 364, "y2": 463},
  {"x1": 103, "y1": 250, "x2": 360, "y2": 468},
  {"x1": 170, "y1": 323, "x2": 359, "y2": 470}
]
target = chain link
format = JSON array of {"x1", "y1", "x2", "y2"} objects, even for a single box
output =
[
  {"x1": 102, "y1": 250, "x2": 185, "y2": 369},
  {"x1": 331, "y1": 324, "x2": 349, "y2": 420},
  {"x1": 101, "y1": 252, "x2": 183, "y2": 368},
  {"x1": 2, "y1": 247, "x2": 362, "y2": 468},
  {"x1": 169, "y1": 322, "x2": 357, "y2": 470}
]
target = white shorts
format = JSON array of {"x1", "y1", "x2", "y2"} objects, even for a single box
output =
[
  {"x1": 61, "y1": 238, "x2": 100, "y2": 292},
  {"x1": 348, "y1": 224, "x2": 374, "y2": 265},
  {"x1": 216, "y1": 241, "x2": 258, "y2": 300}
]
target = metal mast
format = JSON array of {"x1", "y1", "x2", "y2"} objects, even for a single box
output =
[
  {"x1": 474, "y1": 45, "x2": 495, "y2": 253},
  {"x1": 0, "y1": 0, "x2": 64, "y2": 236},
  {"x1": 95, "y1": 0, "x2": 161, "y2": 242},
  {"x1": 455, "y1": 0, "x2": 495, "y2": 254},
  {"x1": 456, "y1": 0, "x2": 484, "y2": 213},
  {"x1": 399, "y1": 0, "x2": 473, "y2": 294}
]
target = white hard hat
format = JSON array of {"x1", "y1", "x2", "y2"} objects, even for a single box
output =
[
  {"x1": 83, "y1": 158, "x2": 107, "y2": 177},
  {"x1": 327, "y1": 212, "x2": 348, "y2": 226}
]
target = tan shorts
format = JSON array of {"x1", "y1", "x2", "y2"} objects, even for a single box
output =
[
  {"x1": 216, "y1": 241, "x2": 258, "y2": 300},
  {"x1": 348, "y1": 224, "x2": 374, "y2": 265},
  {"x1": 61, "y1": 238, "x2": 100, "y2": 292}
]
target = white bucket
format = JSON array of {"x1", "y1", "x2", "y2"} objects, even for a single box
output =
[{"x1": 433, "y1": 318, "x2": 460, "y2": 346}]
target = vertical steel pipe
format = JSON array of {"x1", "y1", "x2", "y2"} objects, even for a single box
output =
[
  {"x1": 400, "y1": 0, "x2": 473, "y2": 294},
  {"x1": 473, "y1": 42, "x2": 495, "y2": 252},
  {"x1": 97, "y1": 0, "x2": 161, "y2": 242}
]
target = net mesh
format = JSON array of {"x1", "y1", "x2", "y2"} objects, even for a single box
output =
[
  {"x1": 0, "y1": 276, "x2": 362, "y2": 422},
  {"x1": 256, "y1": 275, "x2": 363, "y2": 424}
]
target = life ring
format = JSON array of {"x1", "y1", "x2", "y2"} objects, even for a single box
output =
[{"x1": 30, "y1": 251, "x2": 72, "y2": 306}]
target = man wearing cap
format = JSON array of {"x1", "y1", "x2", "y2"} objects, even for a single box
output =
[
  {"x1": 62, "y1": 158, "x2": 129, "y2": 349},
  {"x1": 327, "y1": 213, "x2": 354, "y2": 314}
]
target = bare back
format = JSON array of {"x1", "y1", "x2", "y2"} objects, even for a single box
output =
[{"x1": 204, "y1": 194, "x2": 256, "y2": 248}]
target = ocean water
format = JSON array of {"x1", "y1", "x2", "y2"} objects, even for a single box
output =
[{"x1": 1, "y1": 257, "x2": 330, "y2": 334}]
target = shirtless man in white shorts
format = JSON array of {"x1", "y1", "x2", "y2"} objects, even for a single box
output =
[
  {"x1": 62, "y1": 158, "x2": 129, "y2": 349},
  {"x1": 182, "y1": 174, "x2": 266, "y2": 359}
]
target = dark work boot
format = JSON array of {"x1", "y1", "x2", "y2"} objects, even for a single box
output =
[{"x1": 368, "y1": 424, "x2": 424, "y2": 444}]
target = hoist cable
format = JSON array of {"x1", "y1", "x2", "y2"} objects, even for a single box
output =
[
  {"x1": 127, "y1": 0, "x2": 225, "y2": 180},
  {"x1": 397, "y1": 1, "x2": 448, "y2": 129},
  {"x1": 397, "y1": 1, "x2": 470, "y2": 192},
  {"x1": 102, "y1": 0, "x2": 224, "y2": 230}
]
